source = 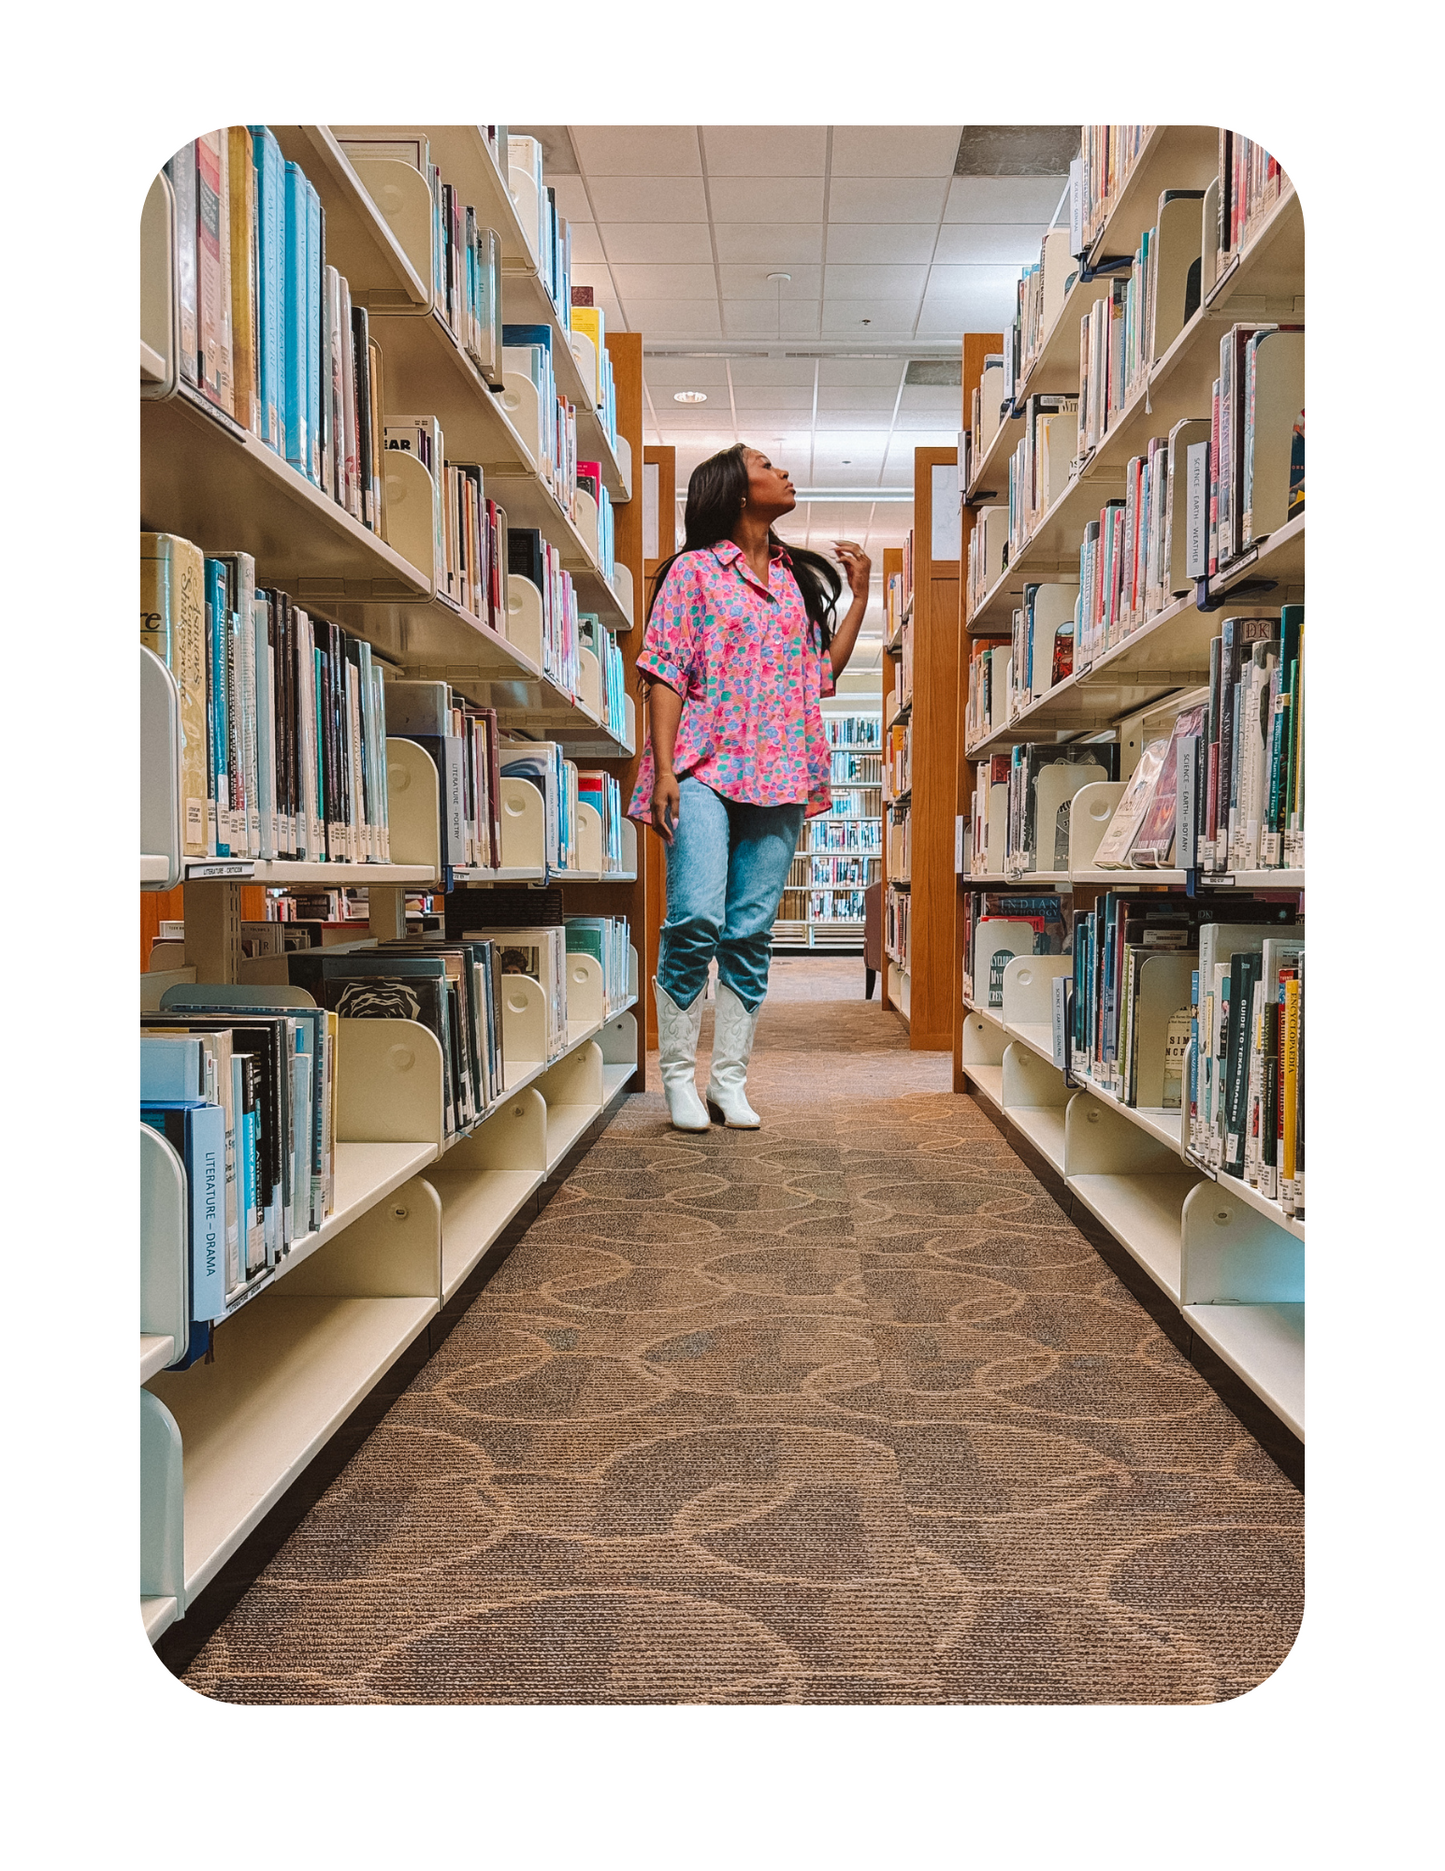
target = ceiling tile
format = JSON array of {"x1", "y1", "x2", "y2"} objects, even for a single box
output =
[
  {"x1": 816, "y1": 386, "x2": 900, "y2": 410},
  {"x1": 824, "y1": 262, "x2": 929, "y2": 299},
  {"x1": 821, "y1": 300, "x2": 919, "y2": 336},
  {"x1": 824, "y1": 222, "x2": 938, "y2": 265},
  {"x1": 811, "y1": 406, "x2": 895, "y2": 432},
  {"x1": 932, "y1": 222, "x2": 1050, "y2": 264},
  {"x1": 731, "y1": 385, "x2": 817, "y2": 410},
  {"x1": 610, "y1": 262, "x2": 719, "y2": 299},
  {"x1": 643, "y1": 358, "x2": 735, "y2": 389},
  {"x1": 712, "y1": 222, "x2": 825, "y2": 265},
  {"x1": 587, "y1": 175, "x2": 708, "y2": 222},
  {"x1": 601, "y1": 222, "x2": 715, "y2": 264},
  {"x1": 725, "y1": 357, "x2": 822, "y2": 387},
  {"x1": 548, "y1": 175, "x2": 594, "y2": 225},
  {"x1": 717, "y1": 262, "x2": 824, "y2": 301},
  {"x1": 623, "y1": 298, "x2": 723, "y2": 336},
  {"x1": 900, "y1": 382, "x2": 966, "y2": 412},
  {"x1": 567, "y1": 222, "x2": 606, "y2": 264},
  {"x1": 708, "y1": 175, "x2": 827, "y2": 224},
  {"x1": 830, "y1": 126, "x2": 962, "y2": 177},
  {"x1": 894, "y1": 411, "x2": 964, "y2": 433},
  {"x1": 817, "y1": 357, "x2": 906, "y2": 388},
  {"x1": 701, "y1": 126, "x2": 828, "y2": 176},
  {"x1": 945, "y1": 175, "x2": 1070, "y2": 223},
  {"x1": 571, "y1": 126, "x2": 702, "y2": 175},
  {"x1": 828, "y1": 176, "x2": 949, "y2": 224},
  {"x1": 921, "y1": 263, "x2": 1029, "y2": 302},
  {"x1": 721, "y1": 302, "x2": 822, "y2": 339}
]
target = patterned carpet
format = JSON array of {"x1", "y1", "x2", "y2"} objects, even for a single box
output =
[{"x1": 183, "y1": 955, "x2": 1304, "y2": 1704}]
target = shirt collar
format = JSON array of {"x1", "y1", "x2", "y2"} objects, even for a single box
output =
[
  {"x1": 709, "y1": 539, "x2": 790, "y2": 566},
  {"x1": 710, "y1": 538, "x2": 791, "y2": 596}
]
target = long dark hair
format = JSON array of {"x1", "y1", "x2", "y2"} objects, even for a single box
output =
[{"x1": 647, "y1": 443, "x2": 842, "y2": 655}]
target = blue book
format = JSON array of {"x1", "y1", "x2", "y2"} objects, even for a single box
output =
[
  {"x1": 248, "y1": 127, "x2": 286, "y2": 455},
  {"x1": 204, "y1": 557, "x2": 231, "y2": 856},
  {"x1": 305, "y1": 177, "x2": 323, "y2": 485},
  {"x1": 502, "y1": 322, "x2": 552, "y2": 355},
  {"x1": 283, "y1": 161, "x2": 309, "y2": 480},
  {"x1": 141, "y1": 1036, "x2": 204, "y2": 1103},
  {"x1": 140, "y1": 1101, "x2": 228, "y2": 1324}
]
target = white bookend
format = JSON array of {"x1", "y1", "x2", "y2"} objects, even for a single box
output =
[
  {"x1": 1133, "y1": 950, "x2": 1197, "y2": 1109},
  {"x1": 1241, "y1": 329, "x2": 1305, "y2": 546},
  {"x1": 504, "y1": 575, "x2": 545, "y2": 669},
  {"x1": 1063, "y1": 780, "x2": 1124, "y2": 872},
  {"x1": 1040, "y1": 224, "x2": 1073, "y2": 338},
  {"x1": 1150, "y1": 190, "x2": 1206, "y2": 361},
  {"x1": 975, "y1": 921, "x2": 1043, "y2": 1011},
  {"x1": 1035, "y1": 755, "x2": 1110, "y2": 872},
  {"x1": 140, "y1": 1390, "x2": 186, "y2": 1613},
  {"x1": 979, "y1": 364, "x2": 1005, "y2": 451},
  {"x1": 499, "y1": 775, "x2": 547, "y2": 871},
  {"x1": 986, "y1": 778, "x2": 1009, "y2": 874}
]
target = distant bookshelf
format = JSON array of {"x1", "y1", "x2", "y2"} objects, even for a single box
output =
[{"x1": 772, "y1": 710, "x2": 882, "y2": 951}]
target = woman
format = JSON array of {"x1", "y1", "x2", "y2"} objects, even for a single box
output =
[{"x1": 627, "y1": 443, "x2": 871, "y2": 1131}]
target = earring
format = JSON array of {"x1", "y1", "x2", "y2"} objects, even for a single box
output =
[{"x1": 739, "y1": 497, "x2": 746, "y2": 508}]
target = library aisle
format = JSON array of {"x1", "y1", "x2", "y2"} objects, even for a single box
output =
[{"x1": 178, "y1": 957, "x2": 1302, "y2": 1705}]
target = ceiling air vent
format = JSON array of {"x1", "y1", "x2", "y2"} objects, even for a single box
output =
[
  {"x1": 904, "y1": 359, "x2": 963, "y2": 386},
  {"x1": 954, "y1": 125, "x2": 1080, "y2": 176}
]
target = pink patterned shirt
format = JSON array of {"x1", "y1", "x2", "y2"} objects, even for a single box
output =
[{"x1": 627, "y1": 540, "x2": 836, "y2": 821}]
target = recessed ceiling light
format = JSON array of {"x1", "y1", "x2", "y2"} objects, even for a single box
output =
[{"x1": 673, "y1": 390, "x2": 708, "y2": 404}]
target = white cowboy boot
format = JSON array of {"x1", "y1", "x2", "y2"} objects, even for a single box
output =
[
  {"x1": 653, "y1": 979, "x2": 711, "y2": 1131},
  {"x1": 705, "y1": 980, "x2": 763, "y2": 1128}
]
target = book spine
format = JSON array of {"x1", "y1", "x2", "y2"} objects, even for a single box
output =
[
  {"x1": 195, "y1": 131, "x2": 233, "y2": 414},
  {"x1": 228, "y1": 127, "x2": 259, "y2": 434},
  {"x1": 254, "y1": 597, "x2": 276, "y2": 859},
  {"x1": 283, "y1": 163, "x2": 308, "y2": 479},
  {"x1": 204, "y1": 559, "x2": 230, "y2": 855},
  {"x1": 166, "y1": 143, "x2": 199, "y2": 387},
  {"x1": 307, "y1": 182, "x2": 324, "y2": 487},
  {"x1": 190, "y1": 1103, "x2": 228, "y2": 1321},
  {"x1": 1280, "y1": 975, "x2": 1300, "y2": 1208}
]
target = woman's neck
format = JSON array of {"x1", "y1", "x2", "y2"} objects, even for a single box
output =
[{"x1": 730, "y1": 509, "x2": 774, "y2": 588}]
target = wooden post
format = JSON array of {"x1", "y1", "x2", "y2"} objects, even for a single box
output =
[
  {"x1": 878, "y1": 546, "x2": 902, "y2": 1015},
  {"x1": 907, "y1": 445, "x2": 961, "y2": 1051}
]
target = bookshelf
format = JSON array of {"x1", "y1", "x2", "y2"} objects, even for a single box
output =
[
  {"x1": 772, "y1": 708, "x2": 882, "y2": 951},
  {"x1": 139, "y1": 124, "x2": 648, "y2": 1644},
  {"x1": 952, "y1": 125, "x2": 1305, "y2": 1447}
]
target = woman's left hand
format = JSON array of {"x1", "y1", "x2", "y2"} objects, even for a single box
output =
[{"x1": 833, "y1": 539, "x2": 872, "y2": 602}]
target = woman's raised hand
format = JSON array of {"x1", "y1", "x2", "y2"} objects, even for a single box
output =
[{"x1": 833, "y1": 539, "x2": 872, "y2": 601}]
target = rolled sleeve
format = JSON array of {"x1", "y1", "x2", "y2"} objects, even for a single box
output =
[{"x1": 636, "y1": 561, "x2": 698, "y2": 696}]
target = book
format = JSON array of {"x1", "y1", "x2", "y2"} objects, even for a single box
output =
[
  {"x1": 1131, "y1": 704, "x2": 1206, "y2": 868},
  {"x1": 141, "y1": 533, "x2": 210, "y2": 857},
  {"x1": 227, "y1": 127, "x2": 260, "y2": 435},
  {"x1": 164, "y1": 142, "x2": 199, "y2": 388},
  {"x1": 140, "y1": 1101, "x2": 229, "y2": 1324},
  {"x1": 1092, "y1": 739, "x2": 1168, "y2": 869},
  {"x1": 194, "y1": 131, "x2": 234, "y2": 415},
  {"x1": 459, "y1": 924, "x2": 568, "y2": 1061}
]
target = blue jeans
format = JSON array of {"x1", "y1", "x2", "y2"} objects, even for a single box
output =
[{"x1": 657, "y1": 778, "x2": 806, "y2": 1012}]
